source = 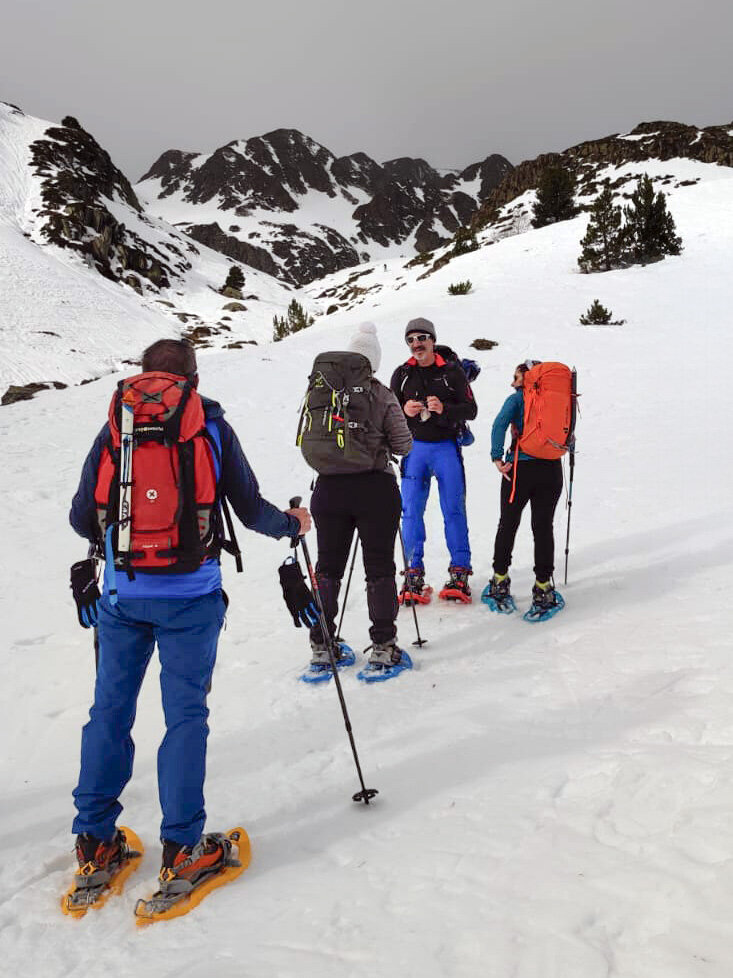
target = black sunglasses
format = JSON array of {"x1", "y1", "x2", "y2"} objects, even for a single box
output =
[{"x1": 406, "y1": 333, "x2": 431, "y2": 345}]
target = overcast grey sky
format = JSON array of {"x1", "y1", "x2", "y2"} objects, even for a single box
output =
[{"x1": 2, "y1": 0, "x2": 731, "y2": 180}]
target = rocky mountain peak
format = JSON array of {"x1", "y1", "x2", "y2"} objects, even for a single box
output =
[{"x1": 139, "y1": 130, "x2": 513, "y2": 285}]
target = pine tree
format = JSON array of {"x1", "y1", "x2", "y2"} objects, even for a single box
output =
[
  {"x1": 452, "y1": 226, "x2": 478, "y2": 256},
  {"x1": 272, "y1": 299, "x2": 314, "y2": 342},
  {"x1": 579, "y1": 299, "x2": 625, "y2": 326},
  {"x1": 578, "y1": 184, "x2": 624, "y2": 272},
  {"x1": 532, "y1": 166, "x2": 578, "y2": 228},
  {"x1": 223, "y1": 265, "x2": 245, "y2": 293},
  {"x1": 622, "y1": 174, "x2": 683, "y2": 264},
  {"x1": 272, "y1": 315, "x2": 289, "y2": 342},
  {"x1": 285, "y1": 299, "x2": 314, "y2": 334}
]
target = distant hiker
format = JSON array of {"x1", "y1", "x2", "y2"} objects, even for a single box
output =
[
  {"x1": 295, "y1": 322, "x2": 414, "y2": 681},
  {"x1": 390, "y1": 317, "x2": 477, "y2": 604},
  {"x1": 66, "y1": 338, "x2": 310, "y2": 911},
  {"x1": 483, "y1": 360, "x2": 575, "y2": 621}
]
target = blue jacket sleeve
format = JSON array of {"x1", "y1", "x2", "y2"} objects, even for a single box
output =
[
  {"x1": 491, "y1": 392, "x2": 523, "y2": 461},
  {"x1": 215, "y1": 419, "x2": 300, "y2": 540},
  {"x1": 69, "y1": 424, "x2": 110, "y2": 541}
]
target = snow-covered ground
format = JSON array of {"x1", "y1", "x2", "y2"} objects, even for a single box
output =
[{"x1": 1, "y1": 158, "x2": 733, "y2": 977}]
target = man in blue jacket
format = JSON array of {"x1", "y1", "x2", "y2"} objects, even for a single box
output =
[{"x1": 68, "y1": 339, "x2": 310, "y2": 899}]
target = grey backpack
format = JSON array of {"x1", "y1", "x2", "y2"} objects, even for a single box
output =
[{"x1": 296, "y1": 351, "x2": 386, "y2": 475}]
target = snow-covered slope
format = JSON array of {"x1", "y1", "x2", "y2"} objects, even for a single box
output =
[
  {"x1": 2, "y1": 157, "x2": 733, "y2": 976},
  {"x1": 0, "y1": 103, "x2": 300, "y2": 395}
]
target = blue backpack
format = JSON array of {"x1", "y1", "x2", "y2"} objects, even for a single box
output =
[{"x1": 434, "y1": 345, "x2": 480, "y2": 447}]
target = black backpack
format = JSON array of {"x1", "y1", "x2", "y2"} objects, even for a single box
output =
[{"x1": 296, "y1": 351, "x2": 386, "y2": 475}]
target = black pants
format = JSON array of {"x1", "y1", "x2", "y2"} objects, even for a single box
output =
[
  {"x1": 311, "y1": 471, "x2": 401, "y2": 645},
  {"x1": 492, "y1": 459, "x2": 563, "y2": 582}
]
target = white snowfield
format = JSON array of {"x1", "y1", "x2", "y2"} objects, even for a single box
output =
[{"x1": 1, "y1": 148, "x2": 733, "y2": 978}]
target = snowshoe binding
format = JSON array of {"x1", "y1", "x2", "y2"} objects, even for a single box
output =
[
  {"x1": 62, "y1": 826, "x2": 144, "y2": 917},
  {"x1": 399, "y1": 568, "x2": 432, "y2": 606},
  {"x1": 299, "y1": 640, "x2": 356, "y2": 683},
  {"x1": 481, "y1": 575, "x2": 517, "y2": 614},
  {"x1": 135, "y1": 827, "x2": 250, "y2": 925},
  {"x1": 438, "y1": 566, "x2": 472, "y2": 604},
  {"x1": 357, "y1": 641, "x2": 413, "y2": 683},
  {"x1": 523, "y1": 582, "x2": 565, "y2": 623}
]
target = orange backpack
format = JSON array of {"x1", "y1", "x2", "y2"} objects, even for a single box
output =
[
  {"x1": 509, "y1": 362, "x2": 577, "y2": 502},
  {"x1": 518, "y1": 362, "x2": 576, "y2": 459}
]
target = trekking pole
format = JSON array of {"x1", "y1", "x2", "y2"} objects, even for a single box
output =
[
  {"x1": 397, "y1": 525, "x2": 428, "y2": 648},
  {"x1": 563, "y1": 451, "x2": 575, "y2": 586},
  {"x1": 289, "y1": 496, "x2": 378, "y2": 806},
  {"x1": 336, "y1": 533, "x2": 360, "y2": 641}
]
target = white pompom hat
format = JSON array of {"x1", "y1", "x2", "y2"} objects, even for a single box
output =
[{"x1": 347, "y1": 321, "x2": 381, "y2": 372}]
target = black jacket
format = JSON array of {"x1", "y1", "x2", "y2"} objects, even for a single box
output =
[{"x1": 390, "y1": 353, "x2": 477, "y2": 443}]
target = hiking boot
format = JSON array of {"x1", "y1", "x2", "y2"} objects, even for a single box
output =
[
  {"x1": 357, "y1": 640, "x2": 413, "y2": 682},
  {"x1": 368, "y1": 640, "x2": 406, "y2": 668},
  {"x1": 530, "y1": 581, "x2": 560, "y2": 612},
  {"x1": 75, "y1": 830, "x2": 124, "y2": 873},
  {"x1": 74, "y1": 830, "x2": 127, "y2": 886},
  {"x1": 399, "y1": 568, "x2": 431, "y2": 606},
  {"x1": 488, "y1": 574, "x2": 511, "y2": 602},
  {"x1": 159, "y1": 835, "x2": 228, "y2": 895},
  {"x1": 309, "y1": 639, "x2": 330, "y2": 666},
  {"x1": 310, "y1": 638, "x2": 350, "y2": 666},
  {"x1": 481, "y1": 574, "x2": 517, "y2": 613},
  {"x1": 438, "y1": 566, "x2": 472, "y2": 603}
]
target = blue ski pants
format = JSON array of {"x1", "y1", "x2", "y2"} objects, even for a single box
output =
[
  {"x1": 401, "y1": 439, "x2": 471, "y2": 570},
  {"x1": 72, "y1": 590, "x2": 227, "y2": 846}
]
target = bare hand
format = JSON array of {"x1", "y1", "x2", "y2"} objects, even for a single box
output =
[
  {"x1": 426, "y1": 396, "x2": 444, "y2": 415},
  {"x1": 494, "y1": 460, "x2": 512, "y2": 480},
  {"x1": 286, "y1": 507, "x2": 311, "y2": 535},
  {"x1": 404, "y1": 399, "x2": 425, "y2": 418}
]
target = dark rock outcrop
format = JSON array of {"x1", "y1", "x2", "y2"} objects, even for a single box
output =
[
  {"x1": 472, "y1": 121, "x2": 733, "y2": 232},
  {"x1": 186, "y1": 223, "x2": 282, "y2": 279},
  {"x1": 2, "y1": 381, "x2": 67, "y2": 406},
  {"x1": 29, "y1": 119, "x2": 183, "y2": 289}
]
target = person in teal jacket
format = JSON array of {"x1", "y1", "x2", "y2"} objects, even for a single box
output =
[{"x1": 484, "y1": 362, "x2": 563, "y2": 616}]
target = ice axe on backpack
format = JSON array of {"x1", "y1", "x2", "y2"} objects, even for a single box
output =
[{"x1": 287, "y1": 495, "x2": 378, "y2": 807}]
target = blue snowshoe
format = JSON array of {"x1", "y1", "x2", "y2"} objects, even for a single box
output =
[
  {"x1": 481, "y1": 575, "x2": 517, "y2": 614},
  {"x1": 523, "y1": 583, "x2": 565, "y2": 623},
  {"x1": 299, "y1": 641, "x2": 356, "y2": 683},
  {"x1": 357, "y1": 642, "x2": 413, "y2": 683}
]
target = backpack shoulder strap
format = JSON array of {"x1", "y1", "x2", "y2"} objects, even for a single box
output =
[{"x1": 204, "y1": 419, "x2": 242, "y2": 573}]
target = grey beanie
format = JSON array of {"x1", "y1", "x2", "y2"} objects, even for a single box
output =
[
  {"x1": 348, "y1": 321, "x2": 381, "y2": 372},
  {"x1": 405, "y1": 317, "x2": 436, "y2": 341}
]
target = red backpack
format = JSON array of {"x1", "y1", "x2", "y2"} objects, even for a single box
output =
[
  {"x1": 509, "y1": 362, "x2": 577, "y2": 502},
  {"x1": 94, "y1": 372, "x2": 219, "y2": 575}
]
